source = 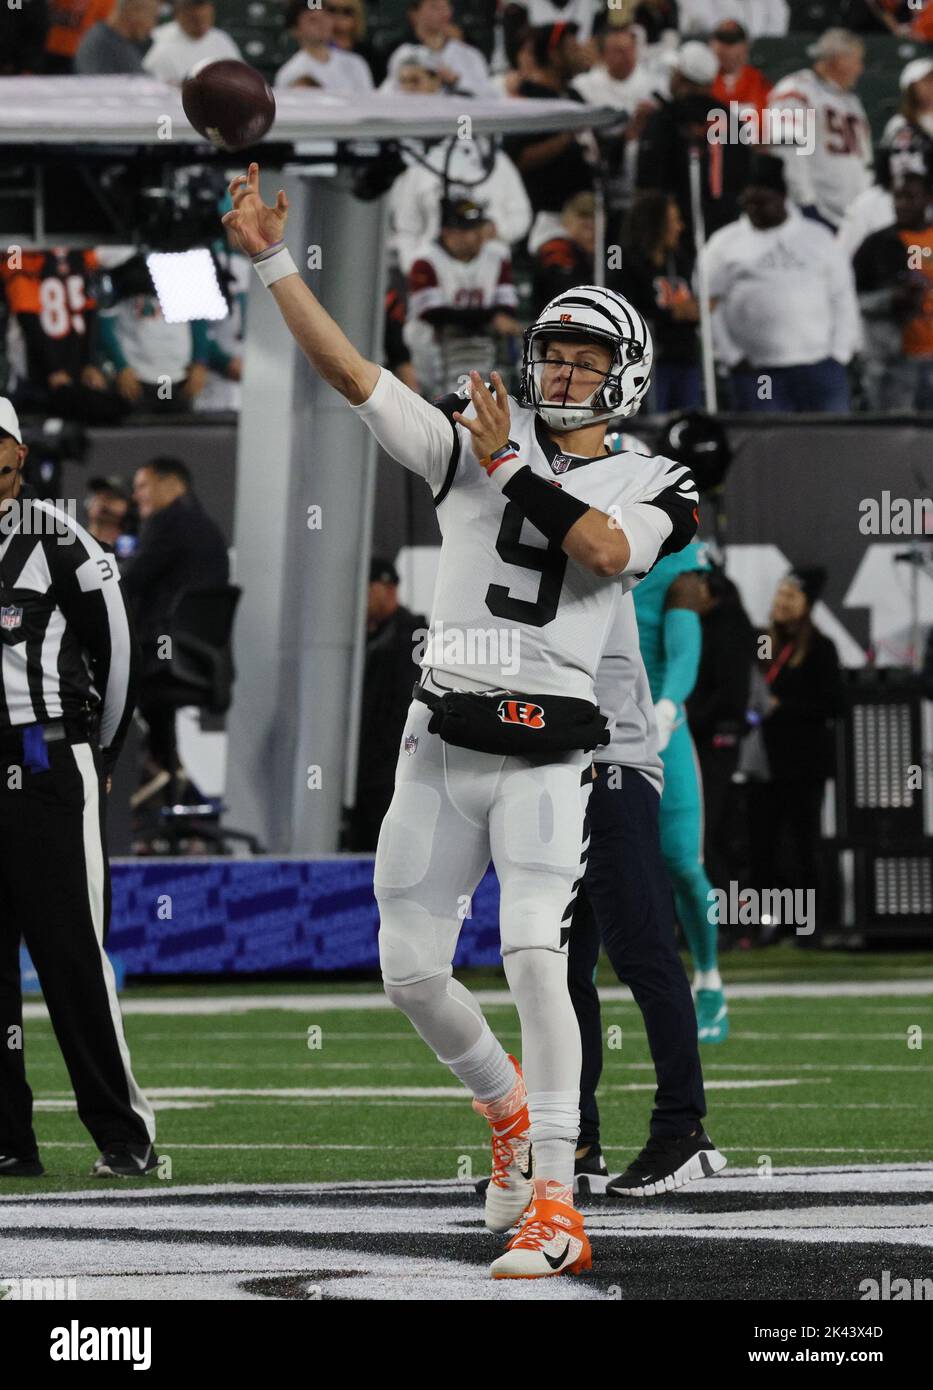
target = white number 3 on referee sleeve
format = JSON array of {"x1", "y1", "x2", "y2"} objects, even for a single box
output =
[{"x1": 76, "y1": 555, "x2": 119, "y2": 592}]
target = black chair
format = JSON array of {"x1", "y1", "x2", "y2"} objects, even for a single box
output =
[
  {"x1": 141, "y1": 585, "x2": 264, "y2": 854},
  {"x1": 162, "y1": 585, "x2": 242, "y2": 714}
]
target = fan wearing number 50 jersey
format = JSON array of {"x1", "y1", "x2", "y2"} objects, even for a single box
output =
[{"x1": 222, "y1": 164, "x2": 698, "y2": 1280}]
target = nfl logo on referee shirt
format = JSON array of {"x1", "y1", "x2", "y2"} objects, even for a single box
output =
[{"x1": 0, "y1": 605, "x2": 23, "y2": 632}]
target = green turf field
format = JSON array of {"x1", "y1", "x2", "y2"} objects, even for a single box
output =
[{"x1": 14, "y1": 948, "x2": 933, "y2": 1194}]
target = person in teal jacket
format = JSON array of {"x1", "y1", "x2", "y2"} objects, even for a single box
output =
[{"x1": 633, "y1": 536, "x2": 728, "y2": 1042}]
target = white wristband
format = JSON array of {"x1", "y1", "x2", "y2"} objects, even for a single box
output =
[
  {"x1": 485, "y1": 446, "x2": 523, "y2": 491},
  {"x1": 252, "y1": 244, "x2": 298, "y2": 288}
]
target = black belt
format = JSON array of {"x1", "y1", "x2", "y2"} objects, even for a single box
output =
[{"x1": 0, "y1": 719, "x2": 89, "y2": 756}]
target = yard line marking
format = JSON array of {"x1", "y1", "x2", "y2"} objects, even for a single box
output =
[
  {"x1": 20, "y1": 1142, "x2": 930, "y2": 1155},
  {"x1": 35, "y1": 1078, "x2": 827, "y2": 1102},
  {"x1": 19, "y1": 979, "x2": 933, "y2": 1020}
]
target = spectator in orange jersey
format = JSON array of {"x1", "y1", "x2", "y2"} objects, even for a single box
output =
[
  {"x1": 44, "y1": 0, "x2": 113, "y2": 72},
  {"x1": 530, "y1": 191, "x2": 595, "y2": 315},
  {"x1": 710, "y1": 19, "x2": 771, "y2": 121},
  {"x1": 909, "y1": 1, "x2": 933, "y2": 42},
  {"x1": 854, "y1": 170, "x2": 933, "y2": 411}
]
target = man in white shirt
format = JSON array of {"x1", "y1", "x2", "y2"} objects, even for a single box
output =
[
  {"x1": 404, "y1": 0, "x2": 492, "y2": 96},
  {"x1": 572, "y1": 22, "x2": 657, "y2": 215},
  {"x1": 388, "y1": 137, "x2": 532, "y2": 272},
  {"x1": 274, "y1": 0, "x2": 374, "y2": 94},
  {"x1": 767, "y1": 28, "x2": 872, "y2": 230},
  {"x1": 701, "y1": 154, "x2": 859, "y2": 411},
  {"x1": 406, "y1": 196, "x2": 520, "y2": 395},
  {"x1": 142, "y1": 0, "x2": 240, "y2": 84}
]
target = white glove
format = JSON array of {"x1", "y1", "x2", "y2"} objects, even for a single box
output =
[{"x1": 653, "y1": 698, "x2": 679, "y2": 753}]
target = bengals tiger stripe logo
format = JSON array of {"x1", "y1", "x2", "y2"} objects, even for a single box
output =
[{"x1": 497, "y1": 700, "x2": 546, "y2": 729}]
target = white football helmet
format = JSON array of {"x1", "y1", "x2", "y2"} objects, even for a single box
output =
[{"x1": 519, "y1": 285, "x2": 653, "y2": 432}]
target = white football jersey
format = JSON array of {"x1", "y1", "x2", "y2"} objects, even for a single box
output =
[
  {"x1": 407, "y1": 240, "x2": 518, "y2": 321},
  {"x1": 595, "y1": 590, "x2": 663, "y2": 793},
  {"x1": 767, "y1": 69, "x2": 872, "y2": 227},
  {"x1": 350, "y1": 370, "x2": 698, "y2": 702}
]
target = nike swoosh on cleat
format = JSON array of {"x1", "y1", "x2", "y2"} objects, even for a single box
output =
[
  {"x1": 520, "y1": 1158, "x2": 533, "y2": 1181},
  {"x1": 543, "y1": 1242, "x2": 571, "y2": 1270}
]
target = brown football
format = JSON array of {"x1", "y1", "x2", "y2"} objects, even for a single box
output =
[{"x1": 181, "y1": 59, "x2": 276, "y2": 152}]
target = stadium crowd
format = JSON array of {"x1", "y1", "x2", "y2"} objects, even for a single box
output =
[
  {"x1": 0, "y1": 0, "x2": 926, "y2": 874},
  {"x1": 2, "y1": 1, "x2": 933, "y2": 416}
]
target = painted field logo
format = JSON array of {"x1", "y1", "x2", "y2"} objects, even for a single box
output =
[
  {"x1": 49, "y1": 1321, "x2": 151, "y2": 1370},
  {"x1": 497, "y1": 699, "x2": 545, "y2": 729}
]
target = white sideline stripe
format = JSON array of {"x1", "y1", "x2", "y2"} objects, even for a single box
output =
[
  {"x1": 33, "y1": 1099, "x2": 212, "y2": 1112},
  {"x1": 23, "y1": 1030, "x2": 919, "y2": 1045},
  {"x1": 20, "y1": 978, "x2": 933, "y2": 1020},
  {"x1": 2, "y1": 1162, "x2": 930, "y2": 1204},
  {"x1": 23, "y1": 1142, "x2": 932, "y2": 1155},
  {"x1": 72, "y1": 744, "x2": 155, "y2": 1141},
  {"x1": 35, "y1": 1078, "x2": 825, "y2": 1101}
]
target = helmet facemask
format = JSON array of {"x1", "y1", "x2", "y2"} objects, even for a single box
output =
[{"x1": 521, "y1": 324, "x2": 653, "y2": 431}]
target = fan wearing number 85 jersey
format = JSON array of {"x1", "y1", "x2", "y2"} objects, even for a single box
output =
[{"x1": 224, "y1": 164, "x2": 696, "y2": 1279}]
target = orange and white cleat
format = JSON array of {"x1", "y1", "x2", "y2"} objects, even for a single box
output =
[
  {"x1": 490, "y1": 1178, "x2": 592, "y2": 1280},
  {"x1": 472, "y1": 1055, "x2": 533, "y2": 1233}
]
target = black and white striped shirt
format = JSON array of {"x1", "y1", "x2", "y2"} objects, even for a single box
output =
[{"x1": 0, "y1": 492, "x2": 138, "y2": 764}]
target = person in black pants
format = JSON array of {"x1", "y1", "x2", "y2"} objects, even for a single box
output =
[
  {"x1": 122, "y1": 456, "x2": 229, "y2": 803},
  {"x1": 348, "y1": 557, "x2": 426, "y2": 851},
  {"x1": 687, "y1": 569, "x2": 756, "y2": 893},
  {"x1": 748, "y1": 567, "x2": 844, "y2": 945},
  {"x1": 0, "y1": 396, "x2": 156, "y2": 1178},
  {"x1": 568, "y1": 594, "x2": 725, "y2": 1197}
]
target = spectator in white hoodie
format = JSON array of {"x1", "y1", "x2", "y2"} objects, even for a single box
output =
[
  {"x1": 387, "y1": 136, "x2": 531, "y2": 273},
  {"x1": 701, "y1": 155, "x2": 859, "y2": 412},
  {"x1": 142, "y1": 0, "x2": 240, "y2": 83}
]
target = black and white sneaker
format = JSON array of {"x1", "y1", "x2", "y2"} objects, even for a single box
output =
[
  {"x1": 0, "y1": 1153, "x2": 44, "y2": 1178},
  {"x1": 607, "y1": 1130, "x2": 726, "y2": 1198},
  {"x1": 92, "y1": 1142, "x2": 159, "y2": 1178},
  {"x1": 574, "y1": 1143, "x2": 610, "y2": 1197}
]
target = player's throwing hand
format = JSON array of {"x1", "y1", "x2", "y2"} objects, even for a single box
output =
[
  {"x1": 222, "y1": 163, "x2": 289, "y2": 257},
  {"x1": 453, "y1": 371, "x2": 512, "y2": 470}
]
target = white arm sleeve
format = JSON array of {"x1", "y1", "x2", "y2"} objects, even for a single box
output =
[
  {"x1": 348, "y1": 366, "x2": 459, "y2": 496},
  {"x1": 614, "y1": 501, "x2": 674, "y2": 576}
]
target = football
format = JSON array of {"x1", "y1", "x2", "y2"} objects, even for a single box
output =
[{"x1": 181, "y1": 59, "x2": 276, "y2": 152}]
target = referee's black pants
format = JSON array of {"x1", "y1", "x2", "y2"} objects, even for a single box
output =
[
  {"x1": 0, "y1": 730, "x2": 154, "y2": 1161},
  {"x1": 568, "y1": 764, "x2": 706, "y2": 1147}
]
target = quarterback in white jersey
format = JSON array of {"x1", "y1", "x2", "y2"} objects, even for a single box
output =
[
  {"x1": 222, "y1": 165, "x2": 697, "y2": 1280},
  {"x1": 767, "y1": 31, "x2": 872, "y2": 228}
]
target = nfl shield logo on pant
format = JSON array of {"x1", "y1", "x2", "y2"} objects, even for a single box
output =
[{"x1": 0, "y1": 605, "x2": 23, "y2": 632}]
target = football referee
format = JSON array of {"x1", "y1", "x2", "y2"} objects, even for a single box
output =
[{"x1": 0, "y1": 398, "x2": 156, "y2": 1178}]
